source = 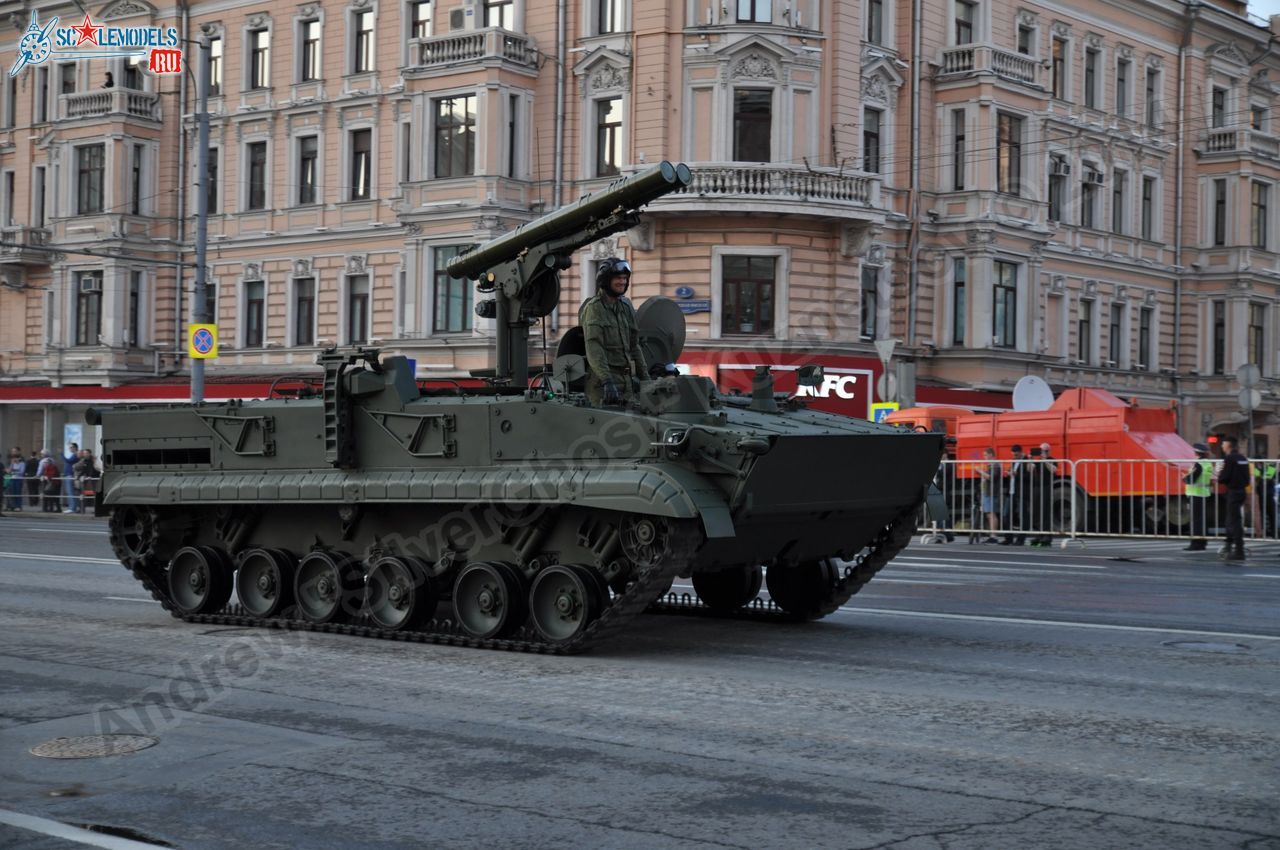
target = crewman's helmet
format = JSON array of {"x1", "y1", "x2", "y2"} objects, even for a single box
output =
[{"x1": 596, "y1": 257, "x2": 632, "y2": 292}]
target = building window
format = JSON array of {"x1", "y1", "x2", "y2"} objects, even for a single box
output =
[
  {"x1": 123, "y1": 56, "x2": 143, "y2": 90},
  {"x1": 598, "y1": 0, "x2": 622, "y2": 34},
  {"x1": 1211, "y1": 87, "x2": 1227, "y2": 129},
  {"x1": 208, "y1": 36, "x2": 223, "y2": 96},
  {"x1": 993, "y1": 261, "x2": 1017, "y2": 349},
  {"x1": 1252, "y1": 182, "x2": 1269, "y2": 250},
  {"x1": 1108, "y1": 302, "x2": 1123, "y2": 365},
  {"x1": 433, "y1": 245, "x2": 473, "y2": 333},
  {"x1": 595, "y1": 97, "x2": 622, "y2": 177},
  {"x1": 1112, "y1": 169, "x2": 1127, "y2": 235},
  {"x1": 76, "y1": 144, "x2": 104, "y2": 215},
  {"x1": 952, "y1": 109, "x2": 965, "y2": 190},
  {"x1": 1051, "y1": 38, "x2": 1066, "y2": 100},
  {"x1": 954, "y1": 0, "x2": 974, "y2": 45},
  {"x1": 249, "y1": 28, "x2": 270, "y2": 89},
  {"x1": 127, "y1": 271, "x2": 142, "y2": 347},
  {"x1": 484, "y1": 0, "x2": 514, "y2": 28},
  {"x1": 737, "y1": 0, "x2": 772, "y2": 23},
  {"x1": 1138, "y1": 306, "x2": 1152, "y2": 370},
  {"x1": 863, "y1": 108, "x2": 882, "y2": 174},
  {"x1": 411, "y1": 1, "x2": 431, "y2": 39},
  {"x1": 1251, "y1": 103, "x2": 1267, "y2": 132},
  {"x1": 1048, "y1": 155, "x2": 1067, "y2": 223},
  {"x1": 1081, "y1": 169, "x2": 1100, "y2": 229},
  {"x1": 507, "y1": 95, "x2": 519, "y2": 178},
  {"x1": 1141, "y1": 175, "x2": 1155, "y2": 240},
  {"x1": 130, "y1": 144, "x2": 143, "y2": 215},
  {"x1": 1249, "y1": 303, "x2": 1266, "y2": 371},
  {"x1": 1212, "y1": 300, "x2": 1225, "y2": 375},
  {"x1": 300, "y1": 19, "x2": 320, "y2": 81},
  {"x1": 732, "y1": 89, "x2": 771, "y2": 162},
  {"x1": 1017, "y1": 24, "x2": 1034, "y2": 55},
  {"x1": 350, "y1": 129, "x2": 372, "y2": 201},
  {"x1": 75, "y1": 270, "x2": 103, "y2": 346},
  {"x1": 59, "y1": 63, "x2": 76, "y2": 95},
  {"x1": 353, "y1": 10, "x2": 374, "y2": 72},
  {"x1": 298, "y1": 136, "x2": 318, "y2": 205},
  {"x1": 246, "y1": 141, "x2": 268, "y2": 210},
  {"x1": 1116, "y1": 58, "x2": 1130, "y2": 117},
  {"x1": 722, "y1": 255, "x2": 775, "y2": 336},
  {"x1": 866, "y1": 0, "x2": 883, "y2": 45},
  {"x1": 996, "y1": 113, "x2": 1022, "y2": 195},
  {"x1": 294, "y1": 277, "x2": 316, "y2": 346},
  {"x1": 952, "y1": 258, "x2": 966, "y2": 346},
  {"x1": 434, "y1": 95, "x2": 476, "y2": 178},
  {"x1": 2, "y1": 74, "x2": 13, "y2": 128},
  {"x1": 1084, "y1": 48, "x2": 1099, "y2": 109},
  {"x1": 35, "y1": 67, "x2": 49, "y2": 122},
  {"x1": 245, "y1": 280, "x2": 265, "y2": 348},
  {"x1": 860, "y1": 266, "x2": 879, "y2": 340},
  {"x1": 1145, "y1": 68, "x2": 1160, "y2": 127},
  {"x1": 34, "y1": 166, "x2": 46, "y2": 227},
  {"x1": 344, "y1": 275, "x2": 368, "y2": 344},
  {"x1": 1078, "y1": 299, "x2": 1094, "y2": 364},
  {"x1": 1213, "y1": 178, "x2": 1227, "y2": 247},
  {"x1": 1, "y1": 172, "x2": 11, "y2": 227}
]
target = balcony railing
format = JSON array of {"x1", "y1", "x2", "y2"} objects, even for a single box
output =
[
  {"x1": 940, "y1": 44, "x2": 1039, "y2": 86},
  {"x1": 679, "y1": 163, "x2": 878, "y2": 208},
  {"x1": 59, "y1": 89, "x2": 162, "y2": 121},
  {"x1": 0, "y1": 226, "x2": 52, "y2": 265},
  {"x1": 412, "y1": 28, "x2": 536, "y2": 69},
  {"x1": 1203, "y1": 126, "x2": 1280, "y2": 159}
]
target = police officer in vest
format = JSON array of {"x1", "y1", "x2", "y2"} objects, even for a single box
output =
[
  {"x1": 1183, "y1": 442, "x2": 1214, "y2": 551},
  {"x1": 1255, "y1": 457, "x2": 1278, "y2": 537},
  {"x1": 579, "y1": 257, "x2": 650, "y2": 407},
  {"x1": 1218, "y1": 436, "x2": 1250, "y2": 561}
]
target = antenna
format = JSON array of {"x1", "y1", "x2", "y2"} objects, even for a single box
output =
[{"x1": 1012, "y1": 375, "x2": 1055, "y2": 411}]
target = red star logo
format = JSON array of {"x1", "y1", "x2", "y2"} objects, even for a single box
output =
[{"x1": 71, "y1": 15, "x2": 101, "y2": 47}]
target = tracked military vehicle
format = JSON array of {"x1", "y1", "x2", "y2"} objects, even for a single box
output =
[{"x1": 96, "y1": 161, "x2": 944, "y2": 653}]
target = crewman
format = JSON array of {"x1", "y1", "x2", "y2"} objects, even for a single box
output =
[
  {"x1": 1183, "y1": 442, "x2": 1214, "y2": 552},
  {"x1": 579, "y1": 257, "x2": 649, "y2": 406}
]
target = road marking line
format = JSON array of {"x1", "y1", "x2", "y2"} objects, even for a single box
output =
[
  {"x1": 897, "y1": 557, "x2": 1106, "y2": 570},
  {"x1": 892, "y1": 561, "x2": 1105, "y2": 575},
  {"x1": 0, "y1": 809, "x2": 172, "y2": 850},
  {"x1": 837, "y1": 607, "x2": 1280, "y2": 641},
  {"x1": 1242, "y1": 574, "x2": 1280, "y2": 578},
  {"x1": 104, "y1": 596, "x2": 159, "y2": 604},
  {"x1": 0, "y1": 551, "x2": 119, "y2": 565},
  {"x1": 865, "y1": 578, "x2": 968, "y2": 586}
]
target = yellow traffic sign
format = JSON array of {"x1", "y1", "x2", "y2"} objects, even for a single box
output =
[
  {"x1": 188, "y1": 324, "x2": 219, "y2": 359},
  {"x1": 870, "y1": 402, "x2": 899, "y2": 423}
]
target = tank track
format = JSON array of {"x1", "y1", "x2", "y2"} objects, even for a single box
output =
[
  {"x1": 648, "y1": 500, "x2": 920, "y2": 621},
  {"x1": 108, "y1": 510, "x2": 701, "y2": 655}
]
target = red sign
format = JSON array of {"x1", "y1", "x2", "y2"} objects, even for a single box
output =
[{"x1": 148, "y1": 48, "x2": 183, "y2": 74}]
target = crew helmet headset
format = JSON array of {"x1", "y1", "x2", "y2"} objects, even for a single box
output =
[{"x1": 595, "y1": 257, "x2": 632, "y2": 291}]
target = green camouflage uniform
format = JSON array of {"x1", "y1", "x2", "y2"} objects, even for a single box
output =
[{"x1": 578, "y1": 293, "x2": 648, "y2": 406}]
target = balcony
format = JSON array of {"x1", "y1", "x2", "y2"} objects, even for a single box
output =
[
  {"x1": 0, "y1": 226, "x2": 52, "y2": 266},
  {"x1": 1201, "y1": 126, "x2": 1280, "y2": 161},
  {"x1": 938, "y1": 44, "x2": 1039, "y2": 88},
  {"x1": 407, "y1": 28, "x2": 537, "y2": 73},
  {"x1": 652, "y1": 163, "x2": 882, "y2": 219},
  {"x1": 59, "y1": 89, "x2": 162, "y2": 122}
]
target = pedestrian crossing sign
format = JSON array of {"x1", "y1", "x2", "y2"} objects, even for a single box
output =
[
  {"x1": 188, "y1": 324, "x2": 219, "y2": 359},
  {"x1": 870, "y1": 402, "x2": 899, "y2": 423}
]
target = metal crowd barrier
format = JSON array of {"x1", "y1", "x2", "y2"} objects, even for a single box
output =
[
  {"x1": 1, "y1": 475, "x2": 101, "y2": 514},
  {"x1": 919, "y1": 457, "x2": 1280, "y2": 546}
]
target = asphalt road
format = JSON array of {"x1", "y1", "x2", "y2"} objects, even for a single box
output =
[{"x1": 0, "y1": 515, "x2": 1277, "y2": 850}]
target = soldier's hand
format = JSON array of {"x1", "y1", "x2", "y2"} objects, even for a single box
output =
[
  {"x1": 631, "y1": 377, "x2": 642, "y2": 394},
  {"x1": 602, "y1": 379, "x2": 622, "y2": 405}
]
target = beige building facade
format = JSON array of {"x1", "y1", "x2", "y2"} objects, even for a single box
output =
[{"x1": 0, "y1": 0, "x2": 1277, "y2": 454}]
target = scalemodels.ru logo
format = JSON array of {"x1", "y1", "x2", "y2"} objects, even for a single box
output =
[{"x1": 8, "y1": 10, "x2": 182, "y2": 77}]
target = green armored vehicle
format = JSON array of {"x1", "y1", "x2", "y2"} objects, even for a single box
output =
[{"x1": 95, "y1": 162, "x2": 943, "y2": 653}]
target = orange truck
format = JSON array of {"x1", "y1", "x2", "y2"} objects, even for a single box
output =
[{"x1": 887, "y1": 388, "x2": 1198, "y2": 532}]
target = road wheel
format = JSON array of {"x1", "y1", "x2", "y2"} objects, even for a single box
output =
[
  {"x1": 765, "y1": 560, "x2": 839, "y2": 620},
  {"x1": 692, "y1": 564, "x2": 763, "y2": 613},
  {"x1": 168, "y1": 546, "x2": 233, "y2": 616}
]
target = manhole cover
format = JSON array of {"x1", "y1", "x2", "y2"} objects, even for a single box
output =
[
  {"x1": 30, "y1": 735, "x2": 158, "y2": 759},
  {"x1": 1162, "y1": 640, "x2": 1250, "y2": 654}
]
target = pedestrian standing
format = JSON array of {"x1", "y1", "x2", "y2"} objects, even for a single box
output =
[
  {"x1": 62, "y1": 442, "x2": 78, "y2": 513},
  {"x1": 977, "y1": 447, "x2": 1002, "y2": 543},
  {"x1": 1001, "y1": 444, "x2": 1027, "y2": 545},
  {"x1": 1183, "y1": 443, "x2": 1214, "y2": 551},
  {"x1": 1218, "y1": 436, "x2": 1250, "y2": 561},
  {"x1": 6, "y1": 450, "x2": 25, "y2": 511}
]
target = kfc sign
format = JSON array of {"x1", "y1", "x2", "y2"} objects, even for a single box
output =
[{"x1": 796, "y1": 374, "x2": 862, "y2": 400}]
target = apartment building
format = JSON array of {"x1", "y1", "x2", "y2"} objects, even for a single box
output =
[{"x1": 0, "y1": 0, "x2": 1276, "y2": 456}]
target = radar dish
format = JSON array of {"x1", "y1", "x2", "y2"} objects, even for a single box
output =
[
  {"x1": 553, "y1": 354, "x2": 588, "y2": 391},
  {"x1": 636, "y1": 297, "x2": 686, "y2": 369},
  {"x1": 1012, "y1": 375, "x2": 1055, "y2": 411}
]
